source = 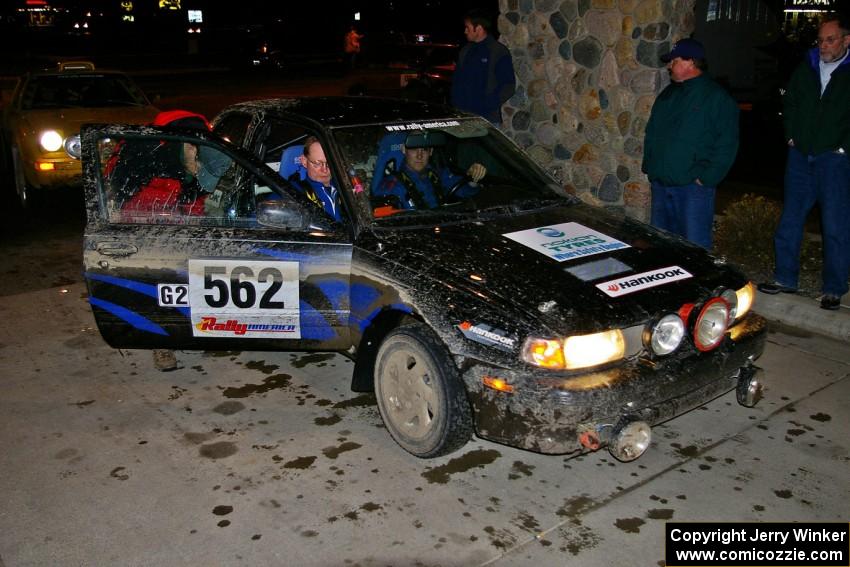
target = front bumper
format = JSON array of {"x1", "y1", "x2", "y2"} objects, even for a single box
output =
[
  {"x1": 24, "y1": 155, "x2": 82, "y2": 189},
  {"x1": 462, "y1": 312, "x2": 768, "y2": 455}
]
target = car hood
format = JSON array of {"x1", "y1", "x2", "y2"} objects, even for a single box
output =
[
  {"x1": 19, "y1": 106, "x2": 159, "y2": 135},
  {"x1": 371, "y1": 202, "x2": 746, "y2": 336}
]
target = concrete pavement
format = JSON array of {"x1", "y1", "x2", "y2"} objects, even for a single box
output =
[
  {"x1": 0, "y1": 283, "x2": 847, "y2": 566},
  {"x1": 754, "y1": 290, "x2": 850, "y2": 342}
]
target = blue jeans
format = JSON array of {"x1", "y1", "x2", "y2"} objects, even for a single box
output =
[
  {"x1": 774, "y1": 147, "x2": 850, "y2": 296},
  {"x1": 650, "y1": 181, "x2": 715, "y2": 249}
]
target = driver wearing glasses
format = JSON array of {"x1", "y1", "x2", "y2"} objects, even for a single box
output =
[
  {"x1": 374, "y1": 132, "x2": 486, "y2": 210},
  {"x1": 291, "y1": 136, "x2": 343, "y2": 222}
]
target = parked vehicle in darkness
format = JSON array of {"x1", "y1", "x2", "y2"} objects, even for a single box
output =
[
  {"x1": 2, "y1": 61, "x2": 159, "y2": 207},
  {"x1": 79, "y1": 97, "x2": 766, "y2": 460}
]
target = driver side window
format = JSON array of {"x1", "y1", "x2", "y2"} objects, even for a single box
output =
[{"x1": 97, "y1": 135, "x2": 284, "y2": 228}]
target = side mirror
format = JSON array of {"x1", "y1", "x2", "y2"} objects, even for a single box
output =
[{"x1": 256, "y1": 198, "x2": 306, "y2": 229}]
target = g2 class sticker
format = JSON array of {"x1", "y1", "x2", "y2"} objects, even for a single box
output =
[
  {"x1": 596, "y1": 265, "x2": 692, "y2": 297},
  {"x1": 188, "y1": 259, "x2": 300, "y2": 338},
  {"x1": 458, "y1": 321, "x2": 517, "y2": 352},
  {"x1": 503, "y1": 222, "x2": 629, "y2": 262},
  {"x1": 157, "y1": 284, "x2": 189, "y2": 307}
]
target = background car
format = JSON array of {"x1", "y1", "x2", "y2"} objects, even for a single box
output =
[
  {"x1": 79, "y1": 97, "x2": 767, "y2": 460},
  {"x1": 1, "y1": 61, "x2": 159, "y2": 207}
]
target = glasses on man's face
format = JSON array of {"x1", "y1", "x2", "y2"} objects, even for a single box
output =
[
  {"x1": 816, "y1": 34, "x2": 847, "y2": 46},
  {"x1": 306, "y1": 157, "x2": 329, "y2": 169}
]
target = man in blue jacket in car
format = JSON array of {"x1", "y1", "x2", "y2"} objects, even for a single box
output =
[{"x1": 374, "y1": 133, "x2": 486, "y2": 210}]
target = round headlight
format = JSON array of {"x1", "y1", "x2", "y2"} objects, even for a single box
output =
[
  {"x1": 39, "y1": 130, "x2": 64, "y2": 152},
  {"x1": 720, "y1": 288, "x2": 738, "y2": 320},
  {"x1": 64, "y1": 134, "x2": 81, "y2": 159},
  {"x1": 693, "y1": 297, "x2": 730, "y2": 352},
  {"x1": 649, "y1": 313, "x2": 685, "y2": 356}
]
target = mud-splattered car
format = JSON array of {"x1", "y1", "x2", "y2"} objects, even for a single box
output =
[
  {"x1": 2, "y1": 61, "x2": 159, "y2": 207},
  {"x1": 80, "y1": 97, "x2": 766, "y2": 460}
]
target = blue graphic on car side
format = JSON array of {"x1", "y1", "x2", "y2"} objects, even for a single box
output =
[
  {"x1": 89, "y1": 297, "x2": 168, "y2": 336},
  {"x1": 85, "y1": 272, "x2": 190, "y2": 318}
]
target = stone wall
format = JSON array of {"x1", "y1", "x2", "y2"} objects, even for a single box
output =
[{"x1": 498, "y1": 0, "x2": 695, "y2": 221}]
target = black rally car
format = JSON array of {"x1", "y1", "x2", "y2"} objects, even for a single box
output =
[{"x1": 80, "y1": 97, "x2": 766, "y2": 460}]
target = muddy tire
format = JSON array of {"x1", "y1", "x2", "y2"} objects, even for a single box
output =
[
  {"x1": 374, "y1": 322, "x2": 472, "y2": 458},
  {"x1": 11, "y1": 145, "x2": 32, "y2": 209}
]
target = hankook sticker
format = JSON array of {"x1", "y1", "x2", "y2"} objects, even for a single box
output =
[
  {"x1": 503, "y1": 223, "x2": 630, "y2": 262},
  {"x1": 596, "y1": 266, "x2": 693, "y2": 297},
  {"x1": 188, "y1": 259, "x2": 300, "y2": 338},
  {"x1": 458, "y1": 321, "x2": 517, "y2": 352}
]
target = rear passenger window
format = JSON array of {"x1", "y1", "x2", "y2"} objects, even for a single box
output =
[{"x1": 97, "y1": 135, "x2": 258, "y2": 227}]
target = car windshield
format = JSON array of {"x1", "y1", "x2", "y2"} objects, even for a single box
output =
[
  {"x1": 331, "y1": 117, "x2": 569, "y2": 224},
  {"x1": 21, "y1": 74, "x2": 149, "y2": 110}
]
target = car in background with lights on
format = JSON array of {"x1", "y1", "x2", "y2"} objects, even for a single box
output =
[
  {"x1": 79, "y1": 96, "x2": 767, "y2": 461},
  {"x1": 1, "y1": 61, "x2": 159, "y2": 207}
]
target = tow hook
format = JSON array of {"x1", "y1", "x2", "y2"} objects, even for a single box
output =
[{"x1": 735, "y1": 364, "x2": 764, "y2": 408}]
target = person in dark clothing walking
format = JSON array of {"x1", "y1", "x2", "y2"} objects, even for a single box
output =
[
  {"x1": 758, "y1": 13, "x2": 850, "y2": 310},
  {"x1": 642, "y1": 38, "x2": 739, "y2": 250},
  {"x1": 450, "y1": 9, "x2": 515, "y2": 124}
]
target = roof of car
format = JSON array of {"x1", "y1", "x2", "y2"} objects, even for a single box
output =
[{"x1": 223, "y1": 96, "x2": 468, "y2": 128}]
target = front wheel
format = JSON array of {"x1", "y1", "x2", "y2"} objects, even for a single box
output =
[
  {"x1": 11, "y1": 145, "x2": 32, "y2": 208},
  {"x1": 374, "y1": 322, "x2": 472, "y2": 458}
]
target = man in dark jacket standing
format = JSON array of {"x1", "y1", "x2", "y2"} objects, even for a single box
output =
[
  {"x1": 642, "y1": 38, "x2": 739, "y2": 249},
  {"x1": 451, "y1": 9, "x2": 515, "y2": 124},
  {"x1": 758, "y1": 13, "x2": 850, "y2": 310}
]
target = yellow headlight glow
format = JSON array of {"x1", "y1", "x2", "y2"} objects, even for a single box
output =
[
  {"x1": 735, "y1": 281, "x2": 755, "y2": 320},
  {"x1": 40, "y1": 130, "x2": 64, "y2": 152},
  {"x1": 563, "y1": 329, "x2": 625, "y2": 370},
  {"x1": 522, "y1": 338, "x2": 565, "y2": 369}
]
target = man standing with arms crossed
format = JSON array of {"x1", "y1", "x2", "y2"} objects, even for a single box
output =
[
  {"x1": 451, "y1": 9, "x2": 516, "y2": 125},
  {"x1": 758, "y1": 13, "x2": 850, "y2": 310},
  {"x1": 642, "y1": 38, "x2": 739, "y2": 250}
]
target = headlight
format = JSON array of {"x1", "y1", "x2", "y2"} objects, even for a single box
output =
[
  {"x1": 693, "y1": 297, "x2": 730, "y2": 351},
  {"x1": 564, "y1": 330, "x2": 624, "y2": 369},
  {"x1": 734, "y1": 281, "x2": 755, "y2": 320},
  {"x1": 522, "y1": 330, "x2": 625, "y2": 370},
  {"x1": 64, "y1": 134, "x2": 81, "y2": 159},
  {"x1": 39, "y1": 130, "x2": 64, "y2": 152},
  {"x1": 647, "y1": 313, "x2": 685, "y2": 356}
]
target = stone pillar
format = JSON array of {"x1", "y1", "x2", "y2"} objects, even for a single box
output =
[{"x1": 498, "y1": 0, "x2": 696, "y2": 222}]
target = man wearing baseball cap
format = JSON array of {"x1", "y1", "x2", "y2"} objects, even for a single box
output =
[{"x1": 642, "y1": 37, "x2": 739, "y2": 249}]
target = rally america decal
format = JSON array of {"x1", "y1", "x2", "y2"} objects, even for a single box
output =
[
  {"x1": 502, "y1": 223, "x2": 630, "y2": 262},
  {"x1": 596, "y1": 265, "x2": 693, "y2": 297},
  {"x1": 458, "y1": 321, "x2": 517, "y2": 352},
  {"x1": 188, "y1": 259, "x2": 301, "y2": 338}
]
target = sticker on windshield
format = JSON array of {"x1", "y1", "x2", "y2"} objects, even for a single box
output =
[
  {"x1": 502, "y1": 223, "x2": 630, "y2": 262},
  {"x1": 188, "y1": 259, "x2": 300, "y2": 338},
  {"x1": 596, "y1": 266, "x2": 692, "y2": 297},
  {"x1": 385, "y1": 120, "x2": 460, "y2": 132}
]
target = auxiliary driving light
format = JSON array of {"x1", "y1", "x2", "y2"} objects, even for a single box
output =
[
  {"x1": 609, "y1": 420, "x2": 652, "y2": 462},
  {"x1": 648, "y1": 313, "x2": 685, "y2": 356},
  {"x1": 693, "y1": 297, "x2": 730, "y2": 352},
  {"x1": 64, "y1": 134, "x2": 82, "y2": 159}
]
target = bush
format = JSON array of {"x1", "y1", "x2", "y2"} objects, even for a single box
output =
[{"x1": 714, "y1": 193, "x2": 823, "y2": 295}]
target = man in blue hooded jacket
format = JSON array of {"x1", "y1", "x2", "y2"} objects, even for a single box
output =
[
  {"x1": 450, "y1": 9, "x2": 515, "y2": 124},
  {"x1": 758, "y1": 13, "x2": 850, "y2": 310}
]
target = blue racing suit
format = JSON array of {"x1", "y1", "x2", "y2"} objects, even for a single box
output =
[{"x1": 374, "y1": 163, "x2": 478, "y2": 210}]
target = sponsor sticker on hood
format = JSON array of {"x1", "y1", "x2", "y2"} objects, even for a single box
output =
[
  {"x1": 503, "y1": 222, "x2": 629, "y2": 262},
  {"x1": 596, "y1": 265, "x2": 693, "y2": 297},
  {"x1": 458, "y1": 321, "x2": 517, "y2": 352}
]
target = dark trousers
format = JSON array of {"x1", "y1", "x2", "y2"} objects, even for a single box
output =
[
  {"x1": 650, "y1": 181, "x2": 716, "y2": 249},
  {"x1": 774, "y1": 147, "x2": 850, "y2": 296}
]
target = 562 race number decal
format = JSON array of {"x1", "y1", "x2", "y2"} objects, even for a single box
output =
[{"x1": 188, "y1": 259, "x2": 300, "y2": 339}]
